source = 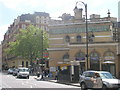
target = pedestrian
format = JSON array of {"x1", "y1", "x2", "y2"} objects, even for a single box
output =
[
  {"x1": 44, "y1": 70, "x2": 47, "y2": 77},
  {"x1": 37, "y1": 71, "x2": 40, "y2": 78},
  {"x1": 40, "y1": 71, "x2": 45, "y2": 80},
  {"x1": 55, "y1": 70, "x2": 59, "y2": 80},
  {"x1": 30, "y1": 68, "x2": 34, "y2": 74},
  {"x1": 48, "y1": 72, "x2": 52, "y2": 78},
  {"x1": 91, "y1": 72, "x2": 102, "y2": 89}
]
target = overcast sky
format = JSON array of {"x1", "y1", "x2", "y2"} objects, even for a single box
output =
[{"x1": 0, "y1": 0, "x2": 119, "y2": 43}]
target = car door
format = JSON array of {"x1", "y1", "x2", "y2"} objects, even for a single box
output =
[{"x1": 84, "y1": 72, "x2": 94, "y2": 88}]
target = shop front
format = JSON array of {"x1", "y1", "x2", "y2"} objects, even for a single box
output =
[
  {"x1": 75, "y1": 51, "x2": 86, "y2": 74},
  {"x1": 102, "y1": 52, "x2": 116, "y2": 76},
  {"x1": 90, "y1": 51, "x2": 100, "y2": 70},
  {"x1": 57, "y1": 60, "x2": 85, "y2": 83}
]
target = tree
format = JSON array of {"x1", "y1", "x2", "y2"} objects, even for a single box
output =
[{"x1": 5, "y1": 25, "x2": 49, "y2": 67}]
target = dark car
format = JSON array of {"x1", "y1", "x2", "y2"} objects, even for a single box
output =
[{"x1": 79, "y1": 70, "x2": 120, "y2": 90}]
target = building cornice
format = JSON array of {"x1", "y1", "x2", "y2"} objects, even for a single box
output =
[
  {"x1": 68, "y1": 42, "x2": 118, "y2": 47},
  {"x1": 47, "y1": 48, "x2": 69, "y2": 51}
]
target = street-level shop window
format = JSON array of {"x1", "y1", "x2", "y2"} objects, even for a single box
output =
[{"x1": 90, "y1": 51, "x2": 100, "y2": 70}]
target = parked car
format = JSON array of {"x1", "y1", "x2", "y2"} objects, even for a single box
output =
[
  {"x1": 17, "y1": 67, "x2": 29, "y2": 79},
  {"x1": 79, "y1": 70, "x2": 120, "y2": 90},
  {"x1": 13, "y1": 68, "x2": 18, "y2": 76},
  {"x1": 8, "y1": 68, "x2": 14, "y2": 74}
]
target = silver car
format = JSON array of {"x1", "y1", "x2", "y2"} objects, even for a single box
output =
[
  {"x1": 79, "y1": 70, "x2": 120, "y2": 90},
  {"x1": 17, "y1": 67, "x2": 29, "y2": 79},
  {"x1": 8, "y1": 68, "x2": 14, "y2": 74},
  {"x1": 13, "y1": 68, "x2": 18, "y2": 76}
]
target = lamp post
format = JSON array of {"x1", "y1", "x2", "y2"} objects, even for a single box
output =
[
  {"x1": 75, "y1": 1, "x2": 89, "y2": 70},
  {"x1": 41, "y1": 30, "x2": 44, "y2": 71}
]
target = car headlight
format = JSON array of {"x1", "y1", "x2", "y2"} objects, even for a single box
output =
[{"x1": 108, "y1": 83, "x2": 113, "y2": 88}]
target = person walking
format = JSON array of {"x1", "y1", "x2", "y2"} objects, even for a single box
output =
[
  {"x1": 91, "y1": 72, "x2": 103, "y2": 89},
  {"x1": 55, "y1": 70, "x2": 59, "y2": 80},
  {"x1": 37, "y1": 71, "x2": 40, "y2": 78},
  {"x1": 40, "y1": 71, "x2": 45, "y2": 80}
]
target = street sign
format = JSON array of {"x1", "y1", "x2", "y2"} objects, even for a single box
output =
[{"x1": 43, "y1": 52, "x2": 49, "y2": 58}]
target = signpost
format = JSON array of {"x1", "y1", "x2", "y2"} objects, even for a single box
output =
[{"x1": 43, "y1": 52, "x2": 49, "y2": 58}]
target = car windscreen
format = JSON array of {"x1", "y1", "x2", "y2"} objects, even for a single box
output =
[
  {"x1": 8, "y1": 68, "x2": 13, "y2": 71},
  {"x1": 19, "y1": 68, "x2": 29, "y2": 72},
  {"x1": 99, "y1": 72, "x2": 115, "y2": 79}
]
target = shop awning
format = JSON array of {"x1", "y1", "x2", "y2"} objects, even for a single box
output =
[{"x1": 103, "y1": 61, "x2": 115, "y2": 64}]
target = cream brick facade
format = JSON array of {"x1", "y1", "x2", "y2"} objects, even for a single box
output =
[{"x1": 48, "y1": 19, "x2": 120, "y2": 78}]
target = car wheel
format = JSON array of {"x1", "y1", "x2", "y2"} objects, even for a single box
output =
[
  {"x1": 81, "y1": 83, "x2": 87, "y2": 90},
  {"x1": 27, "y1": 76, "x2": 29, "y2": 79},
  {"x1": 102, "y1": 84, "x2": 107, "y2": 90},
  {"x1": 113, "y1": 88, "x2": 119, "y2": 90},
  {"x1": 17, "y1": 75, "x2": 19, "y2": 78}
]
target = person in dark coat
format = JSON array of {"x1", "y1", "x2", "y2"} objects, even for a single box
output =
[{"x1": 40, "y1": 71, "x2": 45, "y2": 80}]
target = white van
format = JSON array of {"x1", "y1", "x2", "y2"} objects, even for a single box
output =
[{"x1": 17, "y1": 67, "x2": 29, "y2": 79}]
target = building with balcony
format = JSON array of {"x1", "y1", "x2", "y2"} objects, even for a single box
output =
[
  {"x1": 2, "y1": 12, "x2": 50, "y2": 69},
  {"x1": 118, "y1": 1, "x2": 120, "y2": 21}
]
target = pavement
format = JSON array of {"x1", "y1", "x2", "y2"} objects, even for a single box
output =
[
  {"x1": 32, "y1": 75, "x2": 80, "y2": 87},
  {"x1": 49, "y1": 80, "x2": 80, "y2": 87}
]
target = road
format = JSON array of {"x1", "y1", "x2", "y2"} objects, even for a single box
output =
[{"x1": 1, "y1": 72, "x2": 80, "y2": 89}]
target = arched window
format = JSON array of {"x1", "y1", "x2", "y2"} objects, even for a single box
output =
[
  {"x1": 104, "y1": 51, "x2": 115, "y2": 61},
  {"x1": 90, "y1": 51, "x2": 100, "y2": 70},
  {"x1": 75, "y1": 52, "x2": 85, "y2": 60},
  {"x1": 76, "y1": 35, "x2": 82, "y2": 43},
  {"x1": 63, "y1": 53, "x2": 69, "y2": 62},
  {"x1": 65, "y1": 35, "x2": 70, "y2": 43},
  {"x1": 104, "y1": 51, "x2": 114, "y2": 57}
]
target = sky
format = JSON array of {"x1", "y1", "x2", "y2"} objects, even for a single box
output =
[{"x1": 0, "y1": 0, "x2": 120, "y2": 43}]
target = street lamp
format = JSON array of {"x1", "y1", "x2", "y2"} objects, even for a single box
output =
[
  {"x1": 41, "y1": 30, "x2": 44, "y2": 71},
  {"x1": 75, "y1": 1, "x2": 89, "y2": 70}
]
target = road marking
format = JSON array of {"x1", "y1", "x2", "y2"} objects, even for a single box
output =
[
  {"x1": 22, "y1": 83, "x2": 24, "y2": 85},
  {"x1": 2, "y1": 83, "x2": 12, "y2": 88},
  {"x1": 30, "y1": 85, "x2": 32, "y2": 88},
  {"x1": 34, "y1": 84, "x2": 37, "y2": 86},
  {"x1": 26, "y1": 81, "x2": 28, "y2": 83}
]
